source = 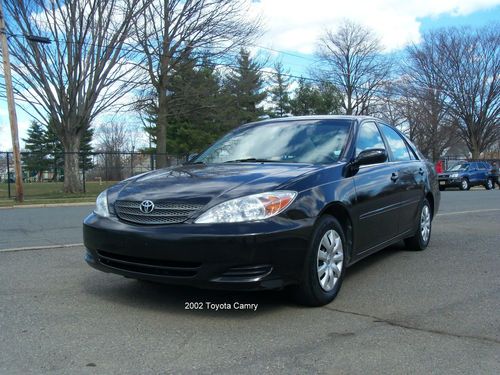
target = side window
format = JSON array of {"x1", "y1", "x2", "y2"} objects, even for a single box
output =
[
  {"x1": 470, "y1": 162, "x2": 478, "y2": 170},
  {"x1": 379, "y1": 125, "x2": 411, "y2": 162},
  {"x1": 356, "y1": 122, "x2": 386, "y2": 156}
]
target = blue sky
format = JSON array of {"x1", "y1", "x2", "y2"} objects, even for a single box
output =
[
  {"x1": 1, "y1": 0, "x2": 500, "y2": 150},
  {"x1": 420, "y1": 5, "x2": 500, "y2": 30},
  {"x1": 257, "y1": 2, "x2": 500, "y2": 78}
]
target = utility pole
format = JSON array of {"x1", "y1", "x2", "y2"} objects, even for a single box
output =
[{"x1": 0, "y1": 0, "x2": 23, "y2": 202}]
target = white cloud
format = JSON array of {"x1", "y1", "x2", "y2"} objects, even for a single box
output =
[
  {"x1": 0, "y1": 121, "x2": 31, "y2": 152},
  {"x1": 0, "y1": 105, "x2": 12, "y2": 151},
  {"x1": 249, "y1": 0, "x2": 500, "y2": 53}
]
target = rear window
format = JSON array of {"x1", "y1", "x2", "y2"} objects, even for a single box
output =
[{"x1": 481, "y1": 162, "x2": 491, "y2": 169}]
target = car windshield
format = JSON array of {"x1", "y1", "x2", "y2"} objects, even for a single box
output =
[
  {"x1": 193, "y1": 119, "x2": 352, "y2": 164},
  {"x1": 448, "y1": 163, "x2": 469, "y2": 172}
]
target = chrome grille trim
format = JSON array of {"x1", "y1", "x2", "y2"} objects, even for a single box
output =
[{"x1": 115, "y1": 200, "x2": 205, "y2": 225}]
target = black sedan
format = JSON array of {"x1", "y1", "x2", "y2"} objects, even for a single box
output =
[{"x1": 84, "y1": 116, "x2": 439, "y2": 306}]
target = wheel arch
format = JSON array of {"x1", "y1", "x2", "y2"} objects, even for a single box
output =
[
  {"x1": 317, "y1": 202, "x2": 354, "y2": 263},
  {"x1": 425, "y1": 192, "x2": 435, "y2": 219}
]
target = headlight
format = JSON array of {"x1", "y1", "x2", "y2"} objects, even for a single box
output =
[
  {"x1": 195, "y1": 191, "x2": 297, "y2": 224},
  {"x1": 450, "y1": 173, "x2": 459, "y2": 178},
  {"x1": 94, "y1": 190, "x2": 110, "y2": 217}
]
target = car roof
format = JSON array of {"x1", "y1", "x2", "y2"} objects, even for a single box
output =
[{"x1": 256, "y1": 115, "x2": 378, "y2": 123}]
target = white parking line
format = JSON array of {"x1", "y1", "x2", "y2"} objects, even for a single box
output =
[
  {"x1": 437, "y1": 208, "x2": 500, "y2": 217},
  {"x1": 0, "y1": 243, "x2": 84, "y2": 253}
]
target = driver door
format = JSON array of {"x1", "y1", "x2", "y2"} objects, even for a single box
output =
[{"x1": 351, "y1": 122, "x2": 399, "y2": 255}]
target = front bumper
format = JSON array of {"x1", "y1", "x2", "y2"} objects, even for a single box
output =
[{"x1": 83, "y1": 213, "x2": 314, "y2": 290}]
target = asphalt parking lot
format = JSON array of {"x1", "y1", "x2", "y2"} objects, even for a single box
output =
[{"x1": 1, "y1": 190, "x2": 499, "y2": 374}]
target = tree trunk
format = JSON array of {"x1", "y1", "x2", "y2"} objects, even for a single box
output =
[
  {"x1": 470, "y1": 133, "x2": 480, "y2": 159},
  {"x1": 62, "y1": 137, "x2": 82, "y2": 193},
  {"x1": 346, "y1": 89, "x2": 353, "y2": 115},
  {"x1": 156, "y1": 89, "x2": 168, "y2": 168}
]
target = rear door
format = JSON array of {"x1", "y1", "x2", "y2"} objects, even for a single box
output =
[
  {"x1": 378, "y1": 124, "x2": 425, "y2": 236},
  {"x1": 352, "y1": 121, "x2": 399, "y2": 255},
  {"x1": 468, "y1": 162, "x2": 481, "y2": 185},
  {"x1": 476, "y1": 162, "x2": 489, "y2": 184}
]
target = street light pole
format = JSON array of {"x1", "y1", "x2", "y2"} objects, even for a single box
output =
[{"x1": 0, "y1": 0, "x2": 23, "y2": 202}]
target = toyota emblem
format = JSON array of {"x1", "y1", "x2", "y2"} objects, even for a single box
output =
[{"x1": 139, "y1": 200, "x2": 155, "y2": 213}]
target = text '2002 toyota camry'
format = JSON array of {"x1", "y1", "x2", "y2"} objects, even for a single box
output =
[{"x1": 84, "y1": 116, "x2": 439, "y2": 306}]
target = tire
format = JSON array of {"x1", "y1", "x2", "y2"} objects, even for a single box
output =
[
  {"x1": 293, "y1": 215, "x2": 347, "y2": 307},
  {"x1": 459, "y1": 178, "x2": 470, "y2": 191},
  {"x1": 485, "y1": 179, "x2": 493, "y2": 190},
  {"x1": 439, "y1": 186, "x2": 445, "y2": 191},
  {"x1": 404, "y1": 198, "x2": 432, "y2": 251}
]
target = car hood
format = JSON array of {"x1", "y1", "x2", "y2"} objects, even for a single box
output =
[{"x1": 112, "y1": 163, "x2": 322, "y2": 204}]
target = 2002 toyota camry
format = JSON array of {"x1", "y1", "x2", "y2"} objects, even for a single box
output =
[{"x1": 84, "y1": 116, "x2": 439, "y2": 306}]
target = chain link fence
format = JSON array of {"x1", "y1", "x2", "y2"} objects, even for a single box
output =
[{"x1": 0, "y1": 151, "x2": 190, "y2": 200}]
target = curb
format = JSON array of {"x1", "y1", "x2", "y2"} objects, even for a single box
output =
[{"x1": 0, "y1": 243, "x2": 84, "y2": 253}]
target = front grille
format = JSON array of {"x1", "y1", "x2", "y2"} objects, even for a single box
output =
[
  {"x1": 97, "y1": 250, "x2": 201, "y2": 277},
  {"x1": 114, "y1": 200, "x2": 205, "y2": 225}
]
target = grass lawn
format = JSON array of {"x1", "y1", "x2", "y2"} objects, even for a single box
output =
[{"x1": 0, "y1": 181, "x2": 116, "y2": 206}]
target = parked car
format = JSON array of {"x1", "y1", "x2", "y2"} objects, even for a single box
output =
[
  {"x1": 83, "y1": 116, "x2": 440, "y2": 306},
  {"x1": 438, "y1": 161, "x2": 493, "y2": 191}
]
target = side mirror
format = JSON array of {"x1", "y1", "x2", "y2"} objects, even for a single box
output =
[{"x1": 353, "y1": 148, "x2": 388, "y2": 167}]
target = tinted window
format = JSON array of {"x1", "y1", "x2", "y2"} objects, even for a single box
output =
[
  {"x1": 195, "y1": 120, "x2": 352, "y2": 164},
  {"x1": 356, "y1": 122, "x2": 385, "y2": 156},
  {"x1": 379, "y1": 124, "x2": 411, "y2": 161},
  {"x1": 479, "y1": 162, "x2": 490, "y2": 170},
  {"x1": 470, "y1": 162, "x2": 479, "y2": 170}
]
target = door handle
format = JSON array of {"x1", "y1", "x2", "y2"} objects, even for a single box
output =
[
  {"x1": 418, "y1": 168, "x2": 424, "y2": 175},
  {"x1": 391, "y1": 172, "x2": 399, "y2": 181}
]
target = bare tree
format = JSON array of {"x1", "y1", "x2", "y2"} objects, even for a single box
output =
[
  {"x1": 96, "y1": 122, "x2": 131, "y2": 180},
  {"x1": 3, "y1": 0, "x2": 146, "y2": 192},
  {"x1": 96, "y1": 122, "x2": 131, "y2": 153},
  {"x1": 397, "y1": 37, "x2": 460, "y2": 161},
  {"x1": 424, "y1": 26, "x2": 499, "y2": 159},
  {"x1": 133, "y1": 0, "x2": 260, "y2": 168},
  {"x1": 369, "y1": 81, "x2": 407, "y2": 130},
  {"x1": 316, "y1": 20, "x2": 391, "y2": 115},
  {"x1": 401, "y1": 86, "x2": 459, "y2": 161}
]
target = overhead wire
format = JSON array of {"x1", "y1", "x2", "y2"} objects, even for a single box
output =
[{"x1": 1, "y1": 30, "x2": 449, "y2": 101}]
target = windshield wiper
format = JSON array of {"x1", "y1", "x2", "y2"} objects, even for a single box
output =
[{"x1": 224, "y1": 158, "x2": 278, "y2": 163}]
